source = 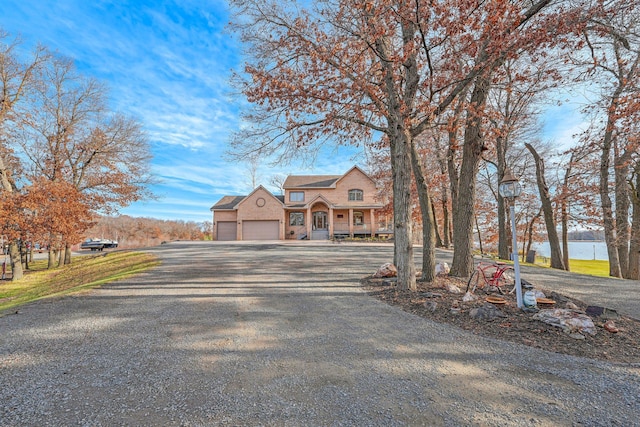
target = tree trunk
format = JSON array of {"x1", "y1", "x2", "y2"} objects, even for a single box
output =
[
  {"x1": 432, "y1": 202, "x2": 443, "y2": 248},
  {"x1": 560, "y1": 160, "x2": 572, "y2": 271},
  {"x1": 525, "y1": 209, "x2": 542, "y2": 263},
  {"x1": 0, "y1": 155, "x2": 23, "y2": 281},
  {"x1": 442, "y1": 193, "x2": 451, "y2": 248},
  {"x1": 410, "y1": 142, "x2": 436, "y2": 282},
  {"x1": 599, "y1": 93, "x2": 622, "y2": 277},
  {"x1": 450, "y1": 76, "x2": 490, "y2": 278},
  {"x1": 48, "y1": 249, "x2": 56, "y2": 269},
  {"x1": 8, "y1": 241, "x2": 23, "y2": 281},
  {"x1": 64, "y1": 243, "x2": 72, "y2": 265},
  {"x1": 475, "y1": 214, "x2": 484, "y2": 255},
  {"x1": 561, "y1": 198, "x2": 570, "y2": 271},
  {"x1": 375, "y1": 30, "x2": 417, "y2": 291},
  {"x1": 525, "y1": 143, "x2": 566, "y2": 270},
  {"x1": 391, "y1": 131, "x2": 417, "y2": 291},
  {"x1": 628, "y1": 168, "x2": 640, "y2": 280},
  {"x1": 496, "y1": 136, "x2": 509, "y2": 260},
  {"x1": 614, "y1": 157, "x2": 630, "y2": 277}
]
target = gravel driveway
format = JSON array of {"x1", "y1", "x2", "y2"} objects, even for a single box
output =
[{"x1": 1, "y1": 241, "x2": 638, "y2": 426}]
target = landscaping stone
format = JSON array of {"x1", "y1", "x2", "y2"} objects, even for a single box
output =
[
  {"x1": 533, "y1": 308, "x2": 597, "y2": 336},
  {"x1": 435, "y1": 262, "x2": 450, "y2": 276},
  {"x1": 443, "y1": 282, "x2": 462, "y2": 294},
  {"x1": 469, "y1": 303, "x2": 507, "y2": 321},
  {"x1": 373, "y1": 262, "x2": 397, "y2": 278},
  {"x1": 586, "y1": 305, "x2": 620, "y2": 320}
]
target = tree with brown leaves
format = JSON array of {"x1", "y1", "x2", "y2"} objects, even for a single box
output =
[{"x1": 230, "y1": 0, "x2": 598, "y2": 289}]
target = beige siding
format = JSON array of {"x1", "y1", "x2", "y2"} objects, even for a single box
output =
[
  {"x1": 284, "y1": 168, "x2": 377, "y2": 207},
  {"x1": 333, "y1": 168, "x2": 378, "y2": 205},
  {"x1": 236, "y1": 187, "x2": 284, "y2": 239}
]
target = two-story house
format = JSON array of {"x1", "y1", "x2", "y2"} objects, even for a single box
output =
[{"x1": 210, "y1": 166, "x2": 384, "y2": 240}]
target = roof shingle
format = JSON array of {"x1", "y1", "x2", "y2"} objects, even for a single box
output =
[{"x1": 283, "y1": 175, "x2": 341, "y2": 189}]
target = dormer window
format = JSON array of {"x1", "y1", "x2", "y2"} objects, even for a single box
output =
[
  {"x1": 348, "y1": 189, "x2": 363, "y2": 201},
  {"x1": 290, "y1": 191, "x2": 304, "y2": 202}
]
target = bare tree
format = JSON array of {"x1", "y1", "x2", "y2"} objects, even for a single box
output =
[
  {"x1": 0, "y1": 31, "x2": 49, "y2": 280},
  {"x1": 525, "y1": 142, "x2": 566, "y2": 270}
]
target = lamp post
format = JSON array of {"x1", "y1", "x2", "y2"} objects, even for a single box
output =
[{"x1": 499, "y1": 170, "x2": 524, "y2": 309}]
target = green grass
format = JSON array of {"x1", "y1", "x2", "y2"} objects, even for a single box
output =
[
  {"x1": 531, "y1": 257, "x2": 610, "y2": 277},
  {"x1": 0, "y1": 251, "x2": 160, "y2": 314}
]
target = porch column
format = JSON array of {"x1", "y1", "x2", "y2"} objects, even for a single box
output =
[
  {"x1": 329, "y1": 207, "x2": 334, "y2": 237},
  {"x1": 348, "y1": 208, "x2": 354, "y2": 238},
  {"x1": 370, "y1": 209, "x2": 376, "y2": 238},
  {"x1": 307, "y1": 206, "x2": 312, "y2": 239}
]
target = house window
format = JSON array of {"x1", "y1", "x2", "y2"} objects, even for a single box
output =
[
  {"x1": 289, "y1": 212, "x2": 304, "y2": 226},
  {"x1": 348, "y1": 189, "x2": 363, "y2": 201},
  {"x1": 290, "y1": 191, "x2": 304, "y2": 202},
  {"x1": 353, "y1": 211, "x2": 364, "y2": 225}
]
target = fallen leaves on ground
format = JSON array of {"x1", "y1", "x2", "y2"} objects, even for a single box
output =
[{"x1": 362, "y1": 275, "x2": 640, "y2": 365}]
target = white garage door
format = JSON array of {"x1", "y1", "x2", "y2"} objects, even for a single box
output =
[
  {"x1": 217, "y1": 221, "x2": 237, "y2": 241},
  {"x1": 243, "y1": 220, "x2": 279, "y2": 240}
]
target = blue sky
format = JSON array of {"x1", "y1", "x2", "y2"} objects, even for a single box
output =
[
  {"x1": 0, "y1": 0, "x2": 361, "y2": 223},
  {"x1": 0, "y1": 1, "x2": 585, "y2": 224}
]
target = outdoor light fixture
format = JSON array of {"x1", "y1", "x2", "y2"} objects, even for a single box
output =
[
  {"x1": 498, "y1": 170, "x2": 522, "y2": 199},
  {"x1": 499, "y1": 170, "x2": 524, "y2": 309}
]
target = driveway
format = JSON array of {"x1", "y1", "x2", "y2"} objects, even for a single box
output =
[{"x1": 0, "y1": 241, "x2": 638, "y2": 426}]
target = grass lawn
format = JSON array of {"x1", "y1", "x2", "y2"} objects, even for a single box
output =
[
  {"x1": 532, "y1": 257, "x2": 610, "y2": 277},
  {"x1": 0, "y1": 251, "x2": 159, "y2": 314}
]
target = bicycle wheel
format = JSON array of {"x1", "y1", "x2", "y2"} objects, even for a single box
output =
[
  {"x1": 495, "y1": 267, "x2": 515, "y2": 291},
  {"x1": 466, "y1": 269, "x2": 482, "y2": 293}
]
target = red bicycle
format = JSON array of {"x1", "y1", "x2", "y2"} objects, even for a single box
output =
[{"x1": 466, "y1": 261, "x2": 515, "y2": 294}]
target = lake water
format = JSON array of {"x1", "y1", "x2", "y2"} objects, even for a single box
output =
[{"x1": 532, "y1": 241, "x2": 609, "y2": 261}]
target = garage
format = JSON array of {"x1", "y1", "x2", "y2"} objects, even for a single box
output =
[
  {"x1": 243, "y1": 220, "x2": 279, "y2": 240},
  {"x1": 217, "y1": 221, "x2": 237, "y2": 241}
]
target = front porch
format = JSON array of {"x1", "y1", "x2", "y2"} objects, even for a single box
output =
[{"x1": 285, "y1": 205, "x2": 377, "y2": 240}]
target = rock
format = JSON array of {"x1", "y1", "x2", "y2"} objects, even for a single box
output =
[
  {"x1": 533, "y1": 309, "x2": 597, "y2": 336},
  {"x1": 586, "y1": 305, "x2": 620, "y2": 320},
  {"x1": 603, "y1": 320, "x2": 619, "y2": 333},
  {"x1": 565, "y1": 302, "x2": 580, "y2": 310},
  {"x1": 462, "y1": 291, "x2": 477, "y2": 302},
  {"x1": 533, "y1": 290, "x2": 546, "y2": 299},
  {"x1": 420, "y1": 292, "x2": 443, "y2": 298},
  {"x1": 568, "y1": 332, "x2": 586, "y2": 340},
  {"x1": 469, "y1": 303, "x2": 508, "y2": 321},
  {"x1": 443, "y1": 282, "x2": 462, "y2": 294},
  {"x1": 423, "y1": 301, "x2": 438, "y2": 312},
  {"x1": 373, "y1": 263, "x2": 397, "y2": 278},
  {"x1": 549, "y1": 291, "x2": 569, "y2": 304},
  {"x1": 449, "y1": 307, "x2": 461, "y2": 315},
  {"x1": 435, "y1": 262, "x2": 450, "y2": 276}
]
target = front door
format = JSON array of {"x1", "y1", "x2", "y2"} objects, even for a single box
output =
[
  {"x1": 312, "y1": 211, "x2": 329, "y2": 239},
  {"x1": 313, "y1": 211, "x2": 328, "y2": 230}
]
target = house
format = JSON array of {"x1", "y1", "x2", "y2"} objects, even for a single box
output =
[{"x1": 210, "y1": 166, "x2": 384, "y2": 240}]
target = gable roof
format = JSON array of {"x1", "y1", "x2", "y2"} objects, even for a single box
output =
[
  {"x1": 304, "y1": 193, "x2": 334, "y2": 208},
  {"x1": 236, "y1": 185, "x2": 284, "y2": 208},
  {"x1": 211, "y1": 195, "x2": 246, "y2": 211},
  {"x1": 283, "y1": 165, "x2": 375, "y2": 189},
  {"x1": 283, "y1": 175, "x2": 341, "y2": 189},
  {"x1": 334, "y1": 165, "x2": 375, "y2": 185}
]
